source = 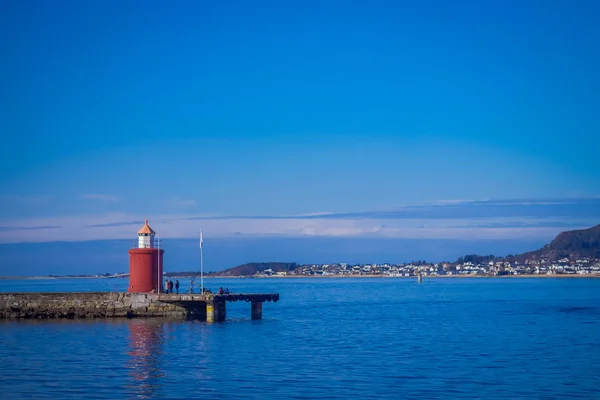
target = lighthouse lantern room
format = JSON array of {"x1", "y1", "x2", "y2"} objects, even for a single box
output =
[
  {"x1": 137, "y1": 219, "x2": 155, "y2": 248},
  {"x1": 128, "y1": 219, "x2": 164, "y2": 293}
]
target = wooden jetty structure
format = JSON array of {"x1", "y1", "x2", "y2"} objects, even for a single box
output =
[{"x1": 158, "y1": 293, "x2": 280, "y2": 322}]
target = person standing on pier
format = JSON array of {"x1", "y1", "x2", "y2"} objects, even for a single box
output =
[
  {"x1": 165, "y1": 278, "x2": 169, "y2": 293},
  {"x1": 175, "y1": 280, "x2": 179, "y2": 294},
  {"x1": 168, "y1": 280, "x2": 174, "y2": 294}
]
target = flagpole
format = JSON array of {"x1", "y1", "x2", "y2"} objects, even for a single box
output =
[
  {"x1": 157, "y1": 228, "x2": 161, "y2": 294},
  {"x1": 200, "y1": 228, "x2": 204, "y2": 294}
]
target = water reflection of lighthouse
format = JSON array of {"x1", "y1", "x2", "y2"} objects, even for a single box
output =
[{"x1": 127, "y1": 320, "x2": 165, "y2": 398}]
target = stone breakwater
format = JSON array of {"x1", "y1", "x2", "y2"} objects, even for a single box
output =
[{"x1": 0, "y1": 292, "x2": 198, "y2": 319}]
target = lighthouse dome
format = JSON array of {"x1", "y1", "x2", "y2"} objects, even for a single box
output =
[{"x1": 138, "y1": 219, "x2": 155, "y2": 235}]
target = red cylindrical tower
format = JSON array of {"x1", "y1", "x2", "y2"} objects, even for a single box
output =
[{"x1": 128, "y1": 219, "x2": 164, "y2": 293}]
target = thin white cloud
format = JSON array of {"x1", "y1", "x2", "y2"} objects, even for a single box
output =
[
  {"x1": 0, "y1": 213, "x2": 594, "y2": 244},
  {"x1": 171, "y1": 198, "x2": 196, "y2": 207},
  {"x1": 431, "y1": 199, "x2": 480, "y2": 206},
  {"x1": 291, "y1": 211, "x2": 335, "y2": 217},
  {"x1": 444, "y1": 197, "x2": 600, "y2": 206},
  {"x1": 1, "y1": 197, "x2": 597, "y2": 243},
  {"x1": 80, "y1": 194, "x2": 121, "y2": 202}
]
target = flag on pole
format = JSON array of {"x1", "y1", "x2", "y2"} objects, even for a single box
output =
[{"x1": 200, "y1": 230, "x2": 203, "y2": 249}]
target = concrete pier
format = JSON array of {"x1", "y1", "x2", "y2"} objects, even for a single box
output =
[
  {"x1": 0, "y1": 292, "x2": 279, "y2": 321},
  {"x1": 0, "y1": 292, "x2": 190, "y2": 319}
]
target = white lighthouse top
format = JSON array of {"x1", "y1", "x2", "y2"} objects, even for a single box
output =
[{"x1": 137, "y1": 219, "x2": 155, "y2": 248}]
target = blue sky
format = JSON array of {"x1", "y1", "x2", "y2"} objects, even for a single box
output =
[{"x1": 1, "y1": 1, "x2": 599, "y2": 273}]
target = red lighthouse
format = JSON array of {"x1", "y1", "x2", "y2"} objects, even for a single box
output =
[{"x1": 128, "y1": 219, "x2": 164, "y2": 293}]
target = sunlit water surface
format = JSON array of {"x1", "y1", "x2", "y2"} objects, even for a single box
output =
[{"x1": 1, "y1": 277, "x2": 599, "y2": 399}]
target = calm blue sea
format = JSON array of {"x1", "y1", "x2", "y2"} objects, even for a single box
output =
[{"x1": 1, "y1": 277, "x2": 599, "y2": 399}]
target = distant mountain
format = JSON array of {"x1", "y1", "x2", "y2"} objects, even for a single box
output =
[
  {"x1": 211, "y1": 262, "x2": 298, "y2": 277},
  {"x1": 514, "y1": 224, "x2": 600, "y2": 261}
]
